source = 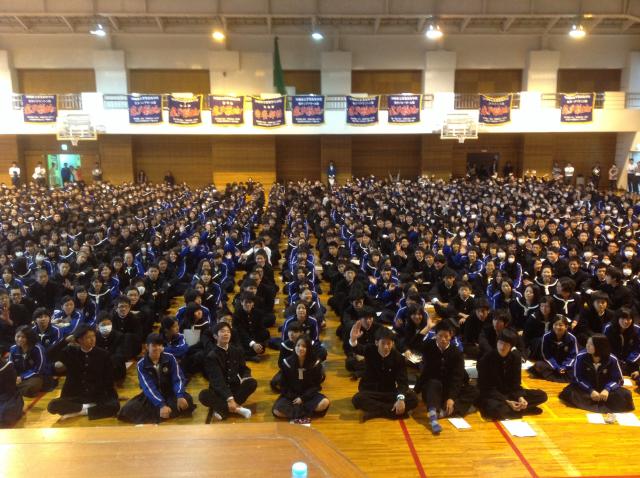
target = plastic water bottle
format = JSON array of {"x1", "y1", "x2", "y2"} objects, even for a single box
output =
[{"x1": 291, "y1": 461, "x2": 308, "y2": 478}]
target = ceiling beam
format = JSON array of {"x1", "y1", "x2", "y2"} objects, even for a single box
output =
[
  {"x1": 622, "y1": 18, "x2": 636, "y2": 31},
  {"x1": 501, "y1": 17, "x2": 515, "y2": 32},
  {"x1": 267, "y1": 16, "x2": 272, "y2": 34},
  {"x1": 106, "y1": 16, "x2": 119, "y2": 31},
  {"x1": 544, "y1": 16, "x2": 560, "y2": 34},
  {"x1": 155, "y1": 16, "x2": 163, "y2": 32},
  {"x1": 374, "y1": 17, "x2": 381, "y2": 34},
  {"x1": 416, "y1": 17, "x2": 427, "y2": 33},
  {"x1": 587, "y1": 17, "x2": 604, "y2": 33},
  {"x1": 13, "y1": 16, "x2": 29, "y2": 31},
  {"x1": 459, "y1": 17, "x2": 471, "y2": 32},
  {"x1": 61, "y1": 16, "x2": 74, "y2": 32}
]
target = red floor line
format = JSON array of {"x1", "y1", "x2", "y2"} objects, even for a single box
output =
[
  {"x1": 494, "y1": 421, "x2": 539, "y2": 478},
  {"x1": 23, "y1": 392, "x2": 45, "y2": 414},
  {"x1": 398, "y1": 419, "x2": 428, "y2": 478}
]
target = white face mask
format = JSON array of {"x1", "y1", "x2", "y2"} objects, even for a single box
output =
[
  {"x1": 623, "y1": 268, "x2": 632, "y2": 277},
  {"x1": 36, "y1": 255, "x2": 45, "y2": 262},
  {"x1": 517, "y1": 238, "x2": 526, "y2": 246},
  {"x1": 498, "y1": 252, "x2": 506, "y2": 260},
  {"x1": 625, "y1": 251, "x2": 634, "y2": 259},
  {"x1": 14, "y1": 251, "x2": 24, "y2": 258},
  {"x1": 584, "y1": 252, "x2": 593, "y2": 260},
  {"x1": 137, "y1": 286, "x2": 145, "y2": 296},
  {"x1": 99, "y1": 324, "x2": 112, "y2": 335},
  {"x1": 508, "y1": 257, "x2": 515, "y2": 264},
  {"x1": 603, "y1": 259, "x2": 611, "y2": 265},
  {"x1": 505, "y1": 233, "x2": 514, "y2": 241},
  {"x1": 141, "y1": 247, "x2": 147, "y2": 253}
]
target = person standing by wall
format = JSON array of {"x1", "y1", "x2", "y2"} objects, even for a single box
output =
[
  {"x1": 564, "y1": 162, "x2": 575, "y2": 186},
  {"x1": 32, "y1": 161, "x2": 46, "y2": 188},
  {"x1": 627, "y1": 157, "x2": 636, "y2": 193},
  {"x1": 327, "y1": 160, "x2": 337, "y2": 188},
  {"x1": 608, "y1": 163, "x2": 619, "y2": 191},
  {"x1": 8, "y1": 162, "x2": 20, "y2": 188},
  {"x1": 591, "y1": 163, "x2": 601, "y2": 189},
  {"x1": 92, "y1": 162, "x2": 103, "y2": 182}
]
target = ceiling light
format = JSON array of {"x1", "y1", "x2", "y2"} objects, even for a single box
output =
[
  {"x1": 212, "y1": 30, "x2": 226, "y2": 41},
  {"x1": 569, "y1": 23, "x2": 586, "y2": 38},
  {"x1": 90, "y1": 24, "x2": 107, "y2": 37},
  {"x1": 426, "y1": 24, "x2": 443, "y2": 39},
  {"x1": 311, "y1": 31, "x2": 324, "y2": 41}
]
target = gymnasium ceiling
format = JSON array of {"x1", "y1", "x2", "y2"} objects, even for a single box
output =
[{"x1": 0, "y1": 0, "x2": 639, "y2": 36}]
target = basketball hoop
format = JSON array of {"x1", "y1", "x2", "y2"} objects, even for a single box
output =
[
  {"x1": 56, "y1": 113, "x2": 97, "y2": 144},
  {"x1": 441, "y1": 114, "x2": 478, "y2": 143},
  {"x1": 70, "y1": 137, "x2": 79, "y2": 147}
]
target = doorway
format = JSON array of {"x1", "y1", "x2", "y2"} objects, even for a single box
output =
[
  {"x1": 47, "y1": 154, "x2": 81, "y2": 187},
  {"x1": 466, "y1": 152, "x2": 498, "y2": 179}
]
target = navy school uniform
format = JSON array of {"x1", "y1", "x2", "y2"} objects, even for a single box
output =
[
  {"x1": 32, "y1": 323, "x2": 63, "y2": 358},
  {"x1": 51, "y1": 309, "x2": 86, "y2": 337},
  {"x1": 0, "y1": 360, "x2": 24, "y2": 427},
  {"x1": 273, "y1": 356, "x2": 328, "y2": 419},
  {"x1": 560, "y1": 352, "x2": 634, "y2": 413},
  {"x1": 603, "y1": 322, "x2": 640, "y2": 376},
  {"x1": 530, "y1": 331, "x2": 578, "y2": 382},
  {"x1": 118, "y1": 352, "x2": 195, "y2": 424}
]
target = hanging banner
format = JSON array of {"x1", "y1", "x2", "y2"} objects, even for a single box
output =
[
  {"x1": 479, "y1": 94, "x2": 512, "y2": 125},
  {"x1": 127, "y1": 94, "x2": 162, "y2": 124},
  {"x1": 560, "y1": 93, "x2": 595, "y2": 123},
  {"x1": 252, "y1": 96, "x2": 285, "y2": 128},
  {"x1": 387, "y1": 94, "x2": 422, "y2": 124},
  {"x1": 346, "y1": 96, "x2": 379, "y2": 125},
  {"x1": 291, "y1": 95, "x2": 325, "y2": 125},
  {"x1": 22, "y1": 95, "x2": 57, "y2": 123},
  {"x1": 209, "y1": 95, "x2": 244, "y2": 125},
  {"x1": 168, "y1": 95, "x2": 202, "y2": 125}
]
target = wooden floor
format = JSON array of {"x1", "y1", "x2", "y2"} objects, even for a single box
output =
[{"x1": 9, "y1": 248, "x2": 640, "y2": 478}]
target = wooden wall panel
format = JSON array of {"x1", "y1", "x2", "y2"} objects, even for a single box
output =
[
  {"x1": 129, "y1": 70, "x2": 210, "y2": 95},
  {"x1": 17, "y1": 69, "x2": 96, "y2": 93},
  {"x1": 276, "y1": 136, "x2": 321, "y2": 182},
  {"x1": 557, "y1": 69, "x2": 621, "y2": 92},
  {"x1": 211, "y1": 136, "x2": 276, "y2": 189},
  {"x1": 132, "y1": 136, "x2": 212, "y2": 186},
  {"x1": 98, "y1": 135, "x2": 134, "y2": 184},
  {"x1": 552, "y1": 133, "x2": 616, "y2": 179},
  {"x1": 283, "y1": 70, "x2": 321, "y2": 94},
  {"x1": 522, "y1": 134, "x2": 555, "y2": 176},
  {"x1": 321, "y1": 135, "x2": 352, "y2": 185},
  {"x1": 450, "y1": 134, "x2": 523, "y2": 177},
  {"x1": 351, "y1": 70, "x2": 422, "y2": 95},
  {"x1": 0, "y1": 136, "x2": 20, "y2": 186},
  {"x1": 351, "y1": 135, "x2": 421, "y2": 179},
  {"x1": 454, "y1": 69, "x2": 523, "y2": 93},
  {"x1": 421, "y1": 134, "x2": 455, "y2": 178}
]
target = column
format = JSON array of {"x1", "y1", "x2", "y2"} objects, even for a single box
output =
[
  {"x1": 321, "y1": 52, "x2": 352, "y2": 94},
  {"x1": 614, "y1": 132, "x2": 640, "y2": 190},
  {"x1": 425, "y1": 51, "x2": 456, "y2": 116},
  {"x1": 622, "y1": 52, "x2": 640, "y2": 92},
  {"x1": 93, "y1": 50, "x2": 127, "y2": 93},
  {"x1": 523, "y1": 50, "x2": 560, "y2": 93},
  {"x1": 209, "y1": 51, "x2": 273, "y2": 95}
]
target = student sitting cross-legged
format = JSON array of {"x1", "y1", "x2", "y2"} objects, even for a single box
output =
[
  {"x1": 349, "y1": 321, "x2": 418, "y2": 421},
  {"x1": 415, "y1": 321, "x2": 479, "y2": 435},
  {"x1": 529, "y1": 315, "x2": 578, "y2": 383},
  {"x1": 477, "y1": 329, "x2": 548, "y2": 420},
  {"x1": 272, "y1": 335, "x2": 330, "y2": 423},
  {"x1": 198, "y1": 321, "x2": 257, "y2": 421},
  {"x1": 118, "y1": 333, "x2": 196, "y2": 424},
  {"x1": 47, "y1": 324, "x2": 120, "y2": 420},
  {"x1": 559, "y1": 334, "x2": 634, "y2": 413}
]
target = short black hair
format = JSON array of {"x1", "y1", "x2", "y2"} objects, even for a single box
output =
[
  {"x1": 212, "y1": 321, "x2": 231, "y2": 335},
  {"x1": 375, "y1": 327, "x2": 395, "y2": 342}
]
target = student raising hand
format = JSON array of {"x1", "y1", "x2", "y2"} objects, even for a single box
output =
[{"x1": 350, "y1": 320, "x2": 364, "y2": 343}]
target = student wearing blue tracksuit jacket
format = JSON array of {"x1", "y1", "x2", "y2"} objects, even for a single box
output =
[
  {"x1": 32, "y1": 308, "x2": 63, "y2": 357},
  {"x1": 52, "y1": 296, "x2": 87, "y2": 337},
  {"x1": 9, "y1": 325, "x2": 50, "y2": 397},
  {"x1": 161, "y1": 317, "x2": 188, "y2": 361},
  {"x1": 530, "y1": 315, "x2": 578, "y2": 382},
  {"x1": 559, "y1": 334, "x2": 634, "y2": 413},
  {"x1": 118, "y1": 333, "x2": 195, "y2": 424}
]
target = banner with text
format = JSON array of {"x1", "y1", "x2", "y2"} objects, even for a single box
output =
[
  {"x1": 346, "y1": 96, "x2": 379, "y2": 125},
  {"x1": 479, "y1": 94, "x2": 512, "y2": 125},
  {"x1": 387, "y1": 94, "x2": 422, "y2": 124},
  {"x1": 291, "y1": 95, "x2": 325, "y2": 125},
  {"x1": 168, "y1": 95, "x2": 202, "y2": 125},
  {"x1": 560, "y1": 93, "x2": 595, "y2": 123},
  {"x1": 209, "y1": 95, "x2": 244, "y2": 125},
  {"x1": 22, "y1": 95, "x2": 57, "y2": 123},
  {"x1": 252, "y1": 96, "x2": 285, "y2": 127},
  {"x1": 128, "y1": 94, "x2": 162, "y2": 124}
]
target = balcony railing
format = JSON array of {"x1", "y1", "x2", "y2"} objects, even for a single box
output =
[
  {"x1": 541, "y1": 92, "x2": 606, "y2": 109},
  {"x1": 12, "y1": 93, "x2": 83, "y2": 110},
  {"x1": 454, "y1": 93, "x2": 521, "y2": 110}
]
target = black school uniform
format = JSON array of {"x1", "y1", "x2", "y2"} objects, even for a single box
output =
[
  {"x1": 415, "y1": 339, "x2": 478, "y2": 416},
  {"x1": 95, "y1": 329, "x2": 127, "y2": 381},
  {"x1": 198, "y1": 343, "x2": 257, "y2": 419},
  {"x1": 477, "y1": 349, "x2": 548, "y2": 420},
  {"x1": 0, "y1": 360, "x2": 23, "y2": 427},
  {"x1": 350, "y1": 342, "x2": 418, "y2": 418},
  {"x1": 47, "y1": 345, "x2": 120, "y2": 420}
]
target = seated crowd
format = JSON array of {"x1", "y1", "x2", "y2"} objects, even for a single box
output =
[{"x1": 0, "y1": 173, "x2": 639, "y2": 434}]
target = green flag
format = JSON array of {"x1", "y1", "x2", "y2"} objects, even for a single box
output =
[{"x1": 273, "y1": 37, "x2": 287, "y2": 95}]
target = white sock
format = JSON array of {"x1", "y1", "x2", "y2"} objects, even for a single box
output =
[
  {"x1": 60, "y1": 403, "x2": 95, "y2": 420},
  {"x1": 234, "y1": 407, "x2": 252, "y2": 419}
]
